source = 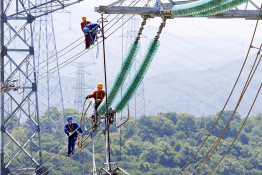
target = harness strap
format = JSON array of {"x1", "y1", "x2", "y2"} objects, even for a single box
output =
[
  {"x1": 95, "y1": 91, "x2": 104, "y2": 104},
  {"x1": 68, "y1": 124, "x2": 73, "y2": 133}
]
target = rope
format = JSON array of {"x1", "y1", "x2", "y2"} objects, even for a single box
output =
[
  {"x1": 44, "y1": 130, "x2": 105, "y2": 175},
  {"x1": 207, "y1": 83, "x2": 262, "y2": 174},
  {"x1": 8, "y1": 35, "x2": 84, "y2": 82},
  {"x1": 101, "y1": 13, "x2": 111, "y2": 168},
  {"x1": 18, "y1": 115, "x2": 93, "y2": 175},
  {"x1": 9, "y1": 7, "x2": 136, "y2": 85},
  {"x1": 174, "y1": 6, "x2": 262, "y2": 174},
  {"x1": 19, "y1": 14, "x2": 136, "y2": 88},
  {"x1": 195, "y1": 50, "x2": 262, "y2": 175},
  {"x1": 32, "y1": 118, "x2": 97, "y2": 175}
]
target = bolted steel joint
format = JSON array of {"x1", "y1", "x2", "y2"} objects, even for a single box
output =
[
  {"x1": 1, "y1": 46, "x2": 7, "y2": 57},
  {"x1": 1, "y1": 126, "x2": 6, "y2": 132},
  {"x1": 36, "y1": 126, "x2": 41, "y2": 132},
  {"x1": 27, "y1": 14, "x2": 35, "y2": 23},
  {"x1": 29, "y1": 47, "x2": 34, "y2": 55},
  {"x1": 32, "y1": 82, "x2": 37, "y2": 92},
  {"x1": 1, "y1": 14, "x2": 7, "y2": 23}
]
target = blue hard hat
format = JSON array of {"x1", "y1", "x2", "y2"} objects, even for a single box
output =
[
  {"x1": 67, "y1": 116, "x2": 73, "y2": 121},
  {"x1": 83, "y1": 27, "x2": 89, "y2": 33}
]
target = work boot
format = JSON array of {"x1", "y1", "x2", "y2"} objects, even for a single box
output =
[
  {"x1": 65, "y1": 154, "x2": 70, "y2": 157},
  {"x1": 92, "y1": 115, "x2": 96, "y2": 123}
]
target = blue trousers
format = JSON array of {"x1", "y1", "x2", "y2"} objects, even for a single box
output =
[{"x1": 68, "y1": 137, "x2": 76, "y2": 155}]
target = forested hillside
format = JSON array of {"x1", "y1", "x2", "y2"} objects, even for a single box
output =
[{"x1": 6, "y1": 109, "x2": 262, "y2": 175}]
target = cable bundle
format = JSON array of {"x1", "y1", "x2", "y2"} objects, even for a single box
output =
[
  {"x1": 114, "y1": 40, "x2": 160, "y2": 113},
  {"x1": 97, "y1": 42, "x2": 140, "y2": 115}
]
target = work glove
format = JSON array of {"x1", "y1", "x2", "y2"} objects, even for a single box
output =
[
  {"x1": 95, "y1": 99, "x2": 101, "y2": 103},
  {"x1": 86, "y1": 96, "x2": 89, "y2": 99},
  {"x1": 69, "y1": 132, "x2": 73, "y2": 136}
]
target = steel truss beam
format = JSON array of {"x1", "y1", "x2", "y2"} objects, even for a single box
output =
[
  {"x1": 0, "y1": 0, "x2": 46, "y2": 173},
  {"x1": 0, "y1": 0, "x2": 80, "y2": 171},
  {"x1": 95, "y1": 0, "x2": 261, "y2": 20}
]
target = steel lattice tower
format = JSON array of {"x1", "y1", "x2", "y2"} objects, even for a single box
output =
[
  {"x1": 32, "y1": 8, "x2": 65, "y2": 132},
  {"x1": 122, "y1": 14, "x2": 146, "y2": 119},
  {"x1": 72, "y1": 62, "x2": 95, "y2": 112},
  {"x1": 0, "y1": 0, "x2": 85, "y2": 173}
]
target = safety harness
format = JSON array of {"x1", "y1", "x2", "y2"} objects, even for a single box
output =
[
  {"x1": 68, "y1": 124, "x2": 73, "y2": 133},
  {"x1": 96, "y1": 91, "x2": 104, "y2": 104}
]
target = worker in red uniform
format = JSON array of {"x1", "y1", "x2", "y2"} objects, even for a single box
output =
[
  {"x1": 86, "y1": 83, "x2": 106, "y2": 109},
  {"x1": 86, "y1": 83, "x2": 106, "y2": 125},
  {"x1": 81, "y1": 16, "x2": 91, "y2": 49}
]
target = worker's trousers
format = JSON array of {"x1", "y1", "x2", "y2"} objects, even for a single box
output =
[
  {"x1": 68, "y1": 137, "x2": 76, "y2": 155},
  {"x1": 85, "y1": 34, "x2": 91, "y2": 48}
]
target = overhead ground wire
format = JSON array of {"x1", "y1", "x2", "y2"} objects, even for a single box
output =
[
  {"x1": 20, "y1": 14, "x2": 136, "y2": 88},
  {"x1": 9, "y1": 0, "x2": 139, "y2": 84},
  {"x1": 174, "y1": 6, "x2": 262, "y2": 175},
  {"x1": 207, "y1": 83, "x2": 262, "y2": 174},
  {"x1": 195, "y1": 46, "x2": 262, "y2": 175}
]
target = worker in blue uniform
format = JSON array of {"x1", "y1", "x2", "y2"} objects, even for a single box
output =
[
  {"x1": 83, "y1": 23, "x2": 101, "y2": 47},
  {"x1": 64, "y1": 116, "x2": 83, "y2": 156}
]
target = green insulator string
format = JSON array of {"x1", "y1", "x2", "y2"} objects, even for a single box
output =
[
  {"x1": 97, "y1": 42, "x2": 140, "y2": 115},
  {"x1": 172, "y1": 0, "x2": 247, "y2": 17},
  {"x1": 195, "y1": 0, "x2": 249, "y2": 17},
  {"x1": 114, "y1": 40, "x2": 160, "y2": 113}
]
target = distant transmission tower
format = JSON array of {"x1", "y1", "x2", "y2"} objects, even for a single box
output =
[
  {"x1": 122, "y1": 14, "x2": 146, "y2": 119},
  {"x1": 72, "y1": 62, "x2": 95, "y2": 112},
  {"x1": 32, "y1": 11, "x2": 65, "y2": 130}
]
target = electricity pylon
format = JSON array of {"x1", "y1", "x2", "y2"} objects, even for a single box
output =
[
  {"x1": 32, "y1": 10, "x2": 65, "y2": 132},
  {"x1": 71, "y1": 62, "x2": 95, "y2": 112},
  {"x1": 0, "y1": 0, "x2": 84, "y2": 173}
]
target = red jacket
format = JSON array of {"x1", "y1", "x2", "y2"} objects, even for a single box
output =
[
  {"x1": 81, "y1": 21, "x2": 91, "y2": 32},
  {"x1": 88, "y1": 90, "x2": 106, "y2": 107}
]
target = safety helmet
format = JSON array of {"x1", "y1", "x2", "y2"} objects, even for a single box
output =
[
  {"x1": 67, "y1": 116, "x2": 73, "y2": 121},
  {"x1": 83, "y1": 27, "x2": 89, "y2": 33},
  {"x1": 97, "y1": 83, "x2": 103, "y2": 89},
  {"x1": 82, "y1": 16, "x2": 86, "y2": 21}
]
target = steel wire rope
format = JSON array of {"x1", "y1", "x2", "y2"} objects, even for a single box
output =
[
  {"x1": 20, "y1": 14, "x2": 136, "y2": 88},
  {"x1": 43, "y1": 129, "x2": 106, "y2": 175},
  {"x1": 195, "y1": 45, "x2": 262, "y2": 175},
  {"x1": 103, "y1": 0, "x2": 141, "y2": 34},
  {"x1": 32, "y1": 118, "x2": 98, "y2": 175},
  {"x1": 9, "y1": 3, "x2": 135, "y2": 83},
  {"x1": 39, "y1": 133, "x2": 93, "y2": 175},
  {"x1": 170, "y1": 34, "x2": 262, "y2": 71},
  {"x1": 96, "y1": 44, "x2": 222, "y2": 112},
  {"x1": 32, "y1": 134, "x2": 91, "y2": 175},
  {"x1": 8, "y1": 35, "x2": 84, "y2": 82},
  {"x1": 13, "y1": 7, "x2": 137, "y2": 86},
  {"x1": 18, "y1": 115, "x2": 93, "y2": 175},
  {"x1": 174, "y1": 6, "x2": 262, "y2": 175},
  {"x1": 119, "y1": 15, "x2": 124, "y2": 175},
  {"x1": 207, "y1": 83, "x2": 262, "y2": 174}
]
